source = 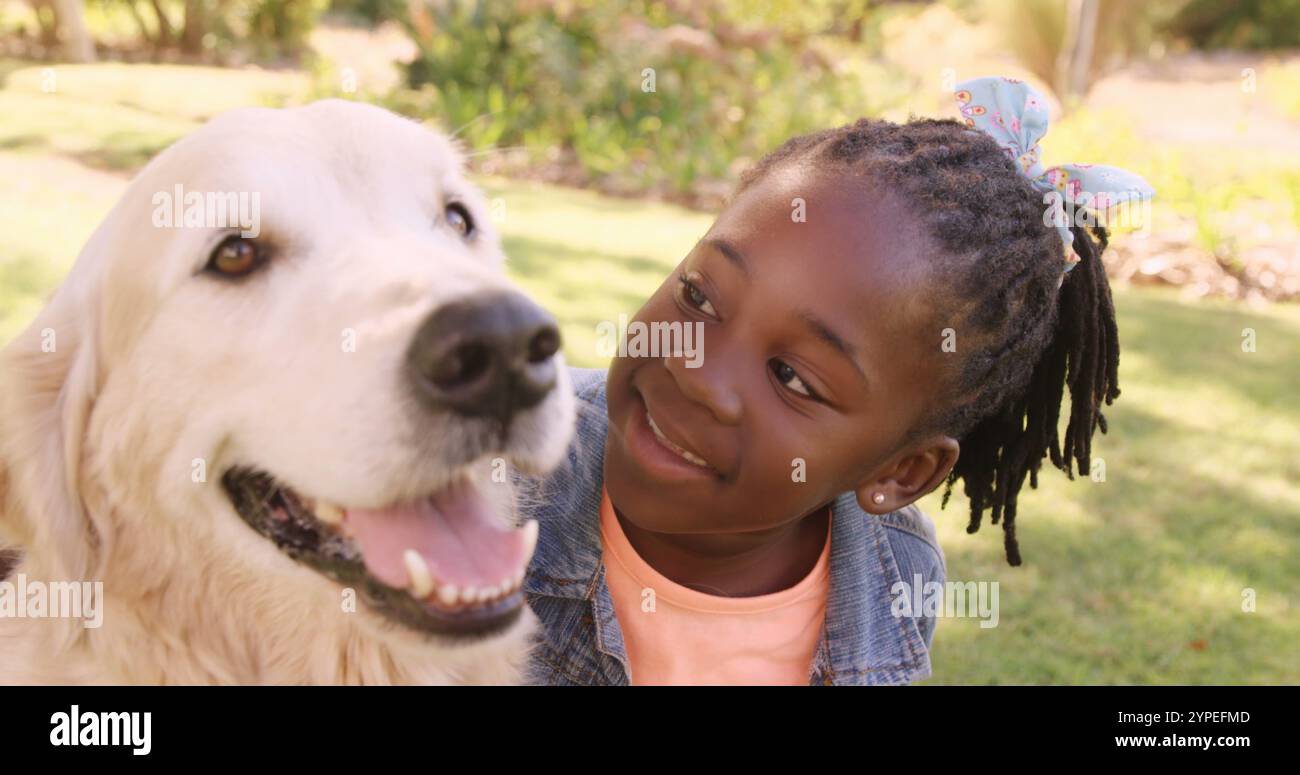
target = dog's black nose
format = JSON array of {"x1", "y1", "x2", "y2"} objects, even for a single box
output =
[{"x1": 407, "y1": 291, "x2": 561, "y2": 426}]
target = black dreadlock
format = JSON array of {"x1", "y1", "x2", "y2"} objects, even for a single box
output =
[{"x1": 738, "y1": 117, "x2": 1121, "y2": 566}]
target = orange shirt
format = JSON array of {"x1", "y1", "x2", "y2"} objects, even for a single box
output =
[{"x1": 599, "y1": 487, "x2": 831, "y2": 685}]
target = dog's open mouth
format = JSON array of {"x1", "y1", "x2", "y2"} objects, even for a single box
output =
[{"x1": 221, "y1": 468, "x2": 537, "y2": 639}]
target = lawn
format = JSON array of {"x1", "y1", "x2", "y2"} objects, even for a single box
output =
[{"x1": 1, "y1": 62, "x2": 1296, "y2": 684}]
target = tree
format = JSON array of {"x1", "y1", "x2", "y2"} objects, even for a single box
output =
[
  {"x1": 1056, "y1": 0, "x2": 1099, "y2": 103},
  {"x1": 29, "y1": 0, "x2": 96, "y2": 61}
]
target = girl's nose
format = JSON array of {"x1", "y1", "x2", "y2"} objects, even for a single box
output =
[{"x1": 663, "y1": 349, "x2": 742, "y2": 425}]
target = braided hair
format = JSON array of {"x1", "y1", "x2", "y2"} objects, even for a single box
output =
[{"x1": 738, "y1": 117, "x2": 1120, "y2": 566}]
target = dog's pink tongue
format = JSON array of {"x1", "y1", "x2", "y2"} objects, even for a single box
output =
[{"x1": 343, "y1": 481, "x2": 526, "y2": 592}]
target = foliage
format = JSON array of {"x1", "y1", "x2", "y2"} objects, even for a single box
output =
[
  {"x1": 979, "y1": 0, "x2": 1189, "y2": 100},
  {"x1": 1169, "y1": 0, "x2": 1300, "y2": 50},
  {"x1": 327, "y1": 0, "x2": 408, "y2": 24},
  {"x1": 64, "y1": 0, "x2": 332, "y2": 62},
  {"x1": 387, "y1": 0, "x2": 913, "y2": 199}
]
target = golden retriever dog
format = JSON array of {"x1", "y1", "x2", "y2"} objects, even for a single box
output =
[{"x1": 0, "y1": 100, "x2": 575, "y2": 684}]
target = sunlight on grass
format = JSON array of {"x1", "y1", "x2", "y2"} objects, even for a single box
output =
[
  {"x1": 480, "y1": 176, "x2": 712, "y2": 367},
  {"x1": 3, "y1": 62, "x2": 310, "y2": 119},
  {"x1": 917, "y1": 286, "x2": 1300, "y2": 684}
]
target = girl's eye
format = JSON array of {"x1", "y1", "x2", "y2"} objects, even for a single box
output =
[
  {"x1": 771, "y1": 359, "x2": 819, "y2": 400},
  {"x1": 678, "y1": 274, "x2": 717, "y2": 316}
]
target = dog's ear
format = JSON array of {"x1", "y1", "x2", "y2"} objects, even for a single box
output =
[
  {"x1": 0, "y1": 546, "x2": 19, "y2": 581},
  {"x1": 0, "y1": 453, "x2": 13, "y2": 574},
  {"x1": 0, "y1": 253, "x2": 106, "y2": 582}
]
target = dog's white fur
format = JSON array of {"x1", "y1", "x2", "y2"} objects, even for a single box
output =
[{"x1": 0, "y1": 100, "x2": 574, "y2": 684}]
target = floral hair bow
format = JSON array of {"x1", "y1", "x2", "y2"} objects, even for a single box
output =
[{"x1": 954, "y1": 76, "x2": 1155, "y2": 272}]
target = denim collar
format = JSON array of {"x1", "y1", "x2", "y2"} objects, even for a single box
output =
[{"x1": 521, "y1": 367, "x2": 932, "y2": 685}]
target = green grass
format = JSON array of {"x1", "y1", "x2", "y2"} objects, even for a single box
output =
[
  {"x1": 1, "y1": 62, "x2": 1297, "y2": 684},
  {"x1": 920, "y1": 289, "x2": 1300, "y2": 683}
]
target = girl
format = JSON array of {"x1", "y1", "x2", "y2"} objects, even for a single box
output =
[{"x1": 514, "y1": 77, "x2": 1154, "y2": 686}]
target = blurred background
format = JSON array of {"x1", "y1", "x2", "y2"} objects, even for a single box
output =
[{"x1": 0, "y1": 0, "x2": 1296, "y2": 684}]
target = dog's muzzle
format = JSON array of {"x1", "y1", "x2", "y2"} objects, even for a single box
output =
[{"x1": 220, "y1": 289, "x2": 566, "y2": 640}]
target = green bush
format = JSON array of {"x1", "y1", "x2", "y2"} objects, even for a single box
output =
[
  {"x1": 328, "y1": 0, "x2": 408, "y2": 24},
  {"x1": 77, "y1": 0, "x2": 329, "y2": 63},
  {"x1": 388, "y1": 0, "x2": 911, "y2": 199},
  {"x1": 1169, "y1": 0, "x2": 1300, "y2": 49},
  {"x1": 244, "y1": 0, "x2": 331, "y2": 59}
]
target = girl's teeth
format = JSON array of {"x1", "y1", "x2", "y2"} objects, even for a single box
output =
[
  {"x1": 646, "y1": 412, "x2": 711, "y2": 468},
  {"x1": 679, "y1": 449, "x2": 709, "y2": 466}
]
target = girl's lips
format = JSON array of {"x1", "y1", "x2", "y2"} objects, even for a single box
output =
[{"x1": 624, "y1": 391, "x2": 721, "y2": 482}]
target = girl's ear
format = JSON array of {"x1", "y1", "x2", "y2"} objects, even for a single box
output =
[
  {"x1": 855, "y1": 435, "x2": 960, "y2": 515},
  {"x1": 0, "y1": 267, "x2": 105, "y2": 583}
]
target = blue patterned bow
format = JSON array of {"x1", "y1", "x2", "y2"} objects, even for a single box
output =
[{"x1": 954, "y1": 76, "x2": 1155, "y2": 272}]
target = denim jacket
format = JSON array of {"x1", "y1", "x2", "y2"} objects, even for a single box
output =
[{"x1": 515, "y1": 367, "x2": 946, "y2": 685}]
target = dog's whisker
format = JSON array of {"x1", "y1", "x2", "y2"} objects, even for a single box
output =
[
  {"x1": 448, "y1": 110, "x2": 504, "y2": 140},
  {"x1": 462, "y1": 145, "x2": 532, "y2": 159}
]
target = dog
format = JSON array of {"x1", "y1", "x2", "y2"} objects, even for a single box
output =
[{"x1": 0, "y1": 99, "x2": 575, "y2": 684}]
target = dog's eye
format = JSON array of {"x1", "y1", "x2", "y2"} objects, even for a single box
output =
[
  {"x1": 444, "y1": 202, "x2": 475, "y2": 239},
  {"x1": 206, "y1": 236, "x2": 265, "y2": 278}
]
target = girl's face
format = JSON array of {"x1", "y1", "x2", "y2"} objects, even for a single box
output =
[{"x1": 604, "y1": 162, "x2": 960, "y2": 534}]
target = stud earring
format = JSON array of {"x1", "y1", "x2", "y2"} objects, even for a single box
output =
[{"x1": 872, "y1": 493, "x2": 885, "y2": 505}]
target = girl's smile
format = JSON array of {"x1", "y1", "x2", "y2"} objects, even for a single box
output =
[
  {"x1": 632, "y1": 387, "x2": 724, "y2": 476},
  {"x1": 644, "y1": 408, "x2": 713, "y2": 469}
]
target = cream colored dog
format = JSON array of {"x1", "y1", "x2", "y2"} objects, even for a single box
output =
[{"x1": 0, "y1": 100, "x2": 574, "y2": 684}]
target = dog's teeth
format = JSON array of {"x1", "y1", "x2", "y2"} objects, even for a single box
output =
[
  {"x1": 521, "y1": 520, "x2": 539, "y2": 559},
  {"x1": 403, "y1": 550, "x2": 434, "y2": 599},
  {"x1": 315, "y1": 501, "x2": 344, "y2": 526},
  {"x1": 499, "y1": 576, "x2": 514, "y2": 594},
  {"x1": 437, "y1": 584, "x2": 459, "y2": 607},
  {"x1": 514, "y1": 567, "x2": 526, "y2": 588}
]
